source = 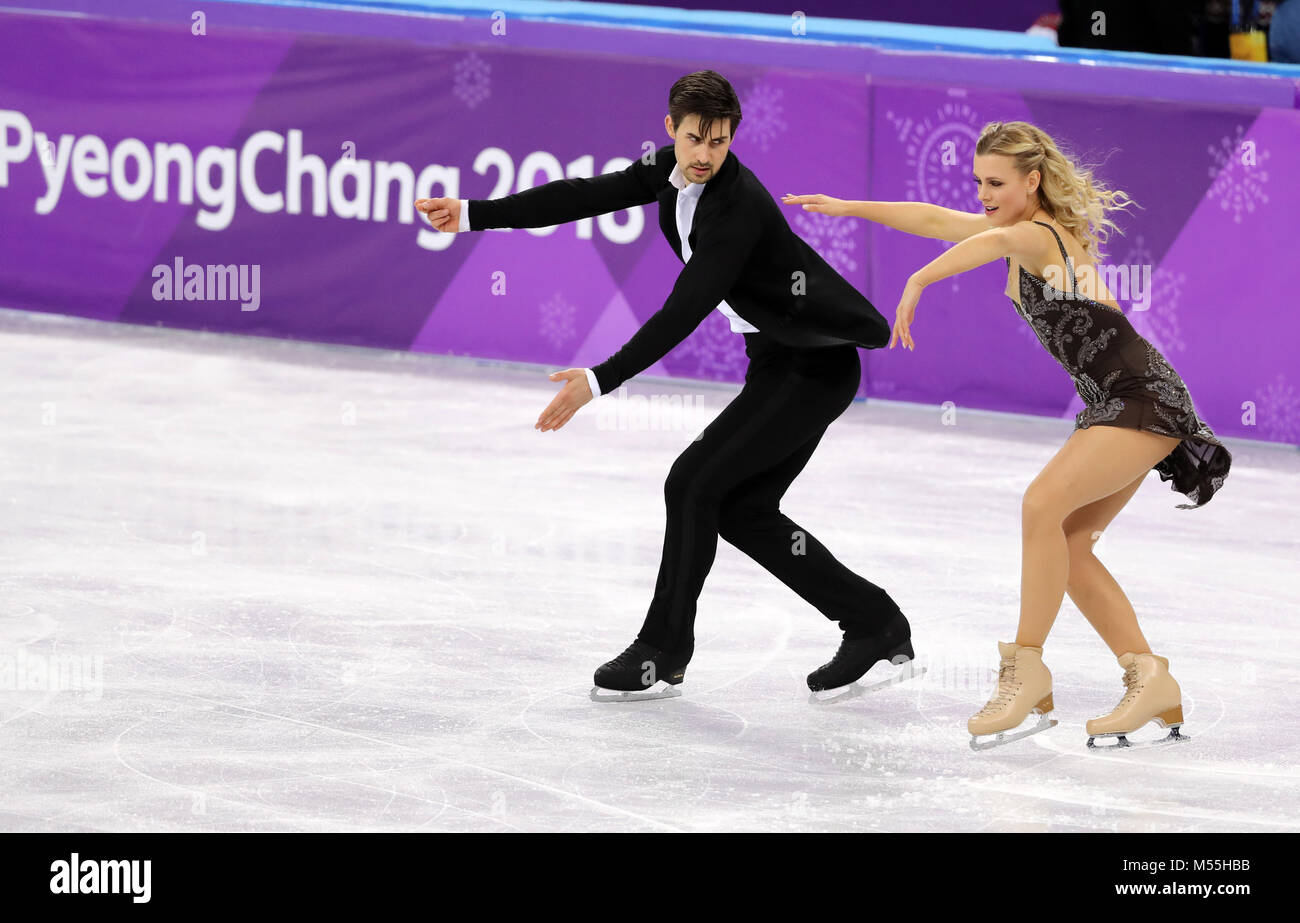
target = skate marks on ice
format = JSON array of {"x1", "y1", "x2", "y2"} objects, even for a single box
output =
[
  {"x1": 135, "y1": 689, "x2": 684, "y2": 832},
  {"x1": 520, "y1": 679, "x2": 751, "y2": 747},
  {"x1": 514, "y1": 683, "x2": 775, "y2": 827},
  {"x1": 966, "y1": 772, "x2": 1300, "y2": 831},
  {"x1": 693, "y1": 615, "x2": 793, "y2": 699}
]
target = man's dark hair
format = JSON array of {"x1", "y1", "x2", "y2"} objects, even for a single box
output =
[{"x1": 668, "y1": 70, "x2": 742, "y2": 142}]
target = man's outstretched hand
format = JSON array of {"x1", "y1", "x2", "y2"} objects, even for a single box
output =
[
  {"x1": 536, "y1": 369, "x2": 593, "y2": 432},
  {"x1": 415, "y1": 197, "x2": 461, "y2": 232}
]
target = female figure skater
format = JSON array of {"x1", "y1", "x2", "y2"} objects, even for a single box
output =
[{"x1": 783, "y1": 121, "x2": 1231, "y2": 749}]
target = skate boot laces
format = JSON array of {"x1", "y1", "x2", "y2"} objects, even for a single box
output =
[
  {"x1": 976, "y1": 659, "x2": 1021, "y2": 716},
  {"x1": 1115, "y1": 662, "x2": 1145, "y2": 708},
  {"x1": 609, "y1": 640, "x2": 654, "y2": 671},
  {"x1": 827, "y1": 640, "x2": 858, "y2": 668}
]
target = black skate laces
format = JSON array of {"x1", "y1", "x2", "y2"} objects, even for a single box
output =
[
  {"x1": 610, "y1": 640, "x2": 656, "y2": 669},
  {"x1": 827, "y1": 639, "x2": 861, "y2": 667}
]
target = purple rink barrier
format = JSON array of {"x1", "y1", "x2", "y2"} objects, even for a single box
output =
[{"x1": 0, "y1": 2, "x2": 1297, "y2": 446}]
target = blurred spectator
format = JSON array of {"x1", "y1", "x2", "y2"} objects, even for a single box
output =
[
  {"x1": 1027, "y1": 12, "x2": 1063, "y2": 39},
  {"x1": 1059, "y1": 0, "x2": 1299, "y2": 61},
  {"x1": 1270, "y1": 0, "x2": 1300, "y2": 60},
  {"x1": 1197, "y1": 0, "x2": 1233, "y2": 56}
]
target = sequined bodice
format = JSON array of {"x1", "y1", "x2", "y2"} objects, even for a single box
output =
[{"x1": 1007, "y1": 222, "x2": 1139, "y2": 379}]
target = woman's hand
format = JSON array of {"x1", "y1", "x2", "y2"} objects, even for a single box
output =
[
  {"x1": 889, "y1": 278, "x2": 925, "y2": 351},
  {"x1": 780, "y1": 193, "x2": 852, "y2": 217}
]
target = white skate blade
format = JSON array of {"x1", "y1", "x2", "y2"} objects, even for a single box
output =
[
  {"x1": 589, "y1": 681, "x2": 682, "y2": 703},
  {"x1": 1087, "y1": 724, "x2": 1189, "y2": 751},
  {"x1": 808, "y1": 658, "x2": 927, "y2": 705},
  {"x1": 969, "y1": 712, "x2": 1058, "y2": 751}
]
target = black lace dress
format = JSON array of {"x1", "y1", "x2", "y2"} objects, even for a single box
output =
[{"x1": 1007, "y1": 221, "x2": 1231, "y2": 509}]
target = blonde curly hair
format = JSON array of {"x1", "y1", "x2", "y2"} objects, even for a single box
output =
[{"x1": 975, "y1": 121, "x2": 1136, "y2": 261}]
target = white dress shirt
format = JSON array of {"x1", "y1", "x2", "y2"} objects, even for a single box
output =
[
  {"x1": 668, "y1": 161, "x2": 758, "y2": 341},
  {"x1": 456, "y1": 161, "x2": 757, "y2": 399}
]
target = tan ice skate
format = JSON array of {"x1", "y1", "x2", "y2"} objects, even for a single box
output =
[
  {"x1": 1086, "y1": 651, "x2": 1188, "y2": 750},
  {"x1": 968, "y1": 641, "x2": 1057, "y2": 751}
]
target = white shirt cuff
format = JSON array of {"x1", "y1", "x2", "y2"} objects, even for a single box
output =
[
  {"x1": 584, "y1": 368, "x2": 601, "y2": 398},
  {"x1": 457, "y1": 200, "x2": 470, "y2": 232}
]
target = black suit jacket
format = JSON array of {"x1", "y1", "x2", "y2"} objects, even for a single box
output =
[{"x1": 468, "y1": 143, "x2": 890, "y2": 395}]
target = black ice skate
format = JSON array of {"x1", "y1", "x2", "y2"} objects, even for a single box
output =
[
  {"x1": 590, "y1": 639, "x2": 690, "y2": 702},
  {"x1": 807, "y1": 634, "x2": 924, "y2": 704}
]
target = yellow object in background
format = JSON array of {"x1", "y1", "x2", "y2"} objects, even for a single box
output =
[{"x1": 1230, "y1": 29, "x2": 1270, "y2": 61}]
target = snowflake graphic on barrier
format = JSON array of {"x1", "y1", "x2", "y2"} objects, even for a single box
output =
[
  {"x1": 1255, "y1": 373, "x2": 1300, "y2": 445},
  {"x1": 454, "y1": 52, "x2": 491, "y2": 110},
  {"x1": 886, "y1": 101, "x2": 984, "y2": 213},
  {"x1": 675, "y1": 310, "x2": 748, "y2": 380},
  {"x1": 884, "y1": 109, "x2": 916, "y2": 145},
  {"x1": 792, "y1": 210, "x2": 859, "y2": 276},
  {"x1": 538, "y1": 292, "x2": 577, "y2": 350},
  {"x1": 1116, "y1": 236, "x2": 1186, "y2": 355},
  {"x1": 886, "y1": 100, "x2": 987, "y2": 294},
  {"x1": 742, "y1": 82, "x2": 787, "y2": 153},
  {"x1": 1130, "y1": 267, "x2": 1187, "y2": 354},
  {"x1": 1206, "y1": 124, "x2": 1269, "y2": 224}
]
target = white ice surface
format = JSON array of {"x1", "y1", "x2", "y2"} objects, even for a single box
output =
[{"x1": 1, "y1": 308, "x2": 1296, "y2": 832}]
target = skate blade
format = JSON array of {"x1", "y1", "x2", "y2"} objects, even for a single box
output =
[
  {"x1": 1087, "y1": 725, "x2": 1189, "y2": 751},
  {"x1": 969, "y1": 713, "x2": 1058, "y2": 751},
  {"x1": 589, "y1": 681, "x2": 682, "y2": 703},
  {"x1": 807, "y1": 660, "x2": 927, "y2": 705}
]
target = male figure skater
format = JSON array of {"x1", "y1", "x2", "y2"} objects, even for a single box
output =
[{"x1": 417, "y1": 71, "x2": 911, "y2": 700}]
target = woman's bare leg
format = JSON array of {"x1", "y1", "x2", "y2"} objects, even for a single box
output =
[
  {"x1": 1061, "y1": 474, "x2": 1152, "y2": 656},
  {"x1": 1015, "y1": 426, "x2": 1182, "y2": 648}
]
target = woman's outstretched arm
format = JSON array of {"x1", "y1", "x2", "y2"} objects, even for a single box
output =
[
  {"x1": 910, "y1": 222, "x2": 1042, "y2": 286},
  {"x1": 781, "y1": 194, "x2": 992, "y2": 242}
]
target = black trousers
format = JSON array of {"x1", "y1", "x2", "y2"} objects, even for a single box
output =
[{"x1": 636, "y1": 330, "x2": 906, "y2": 654}]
